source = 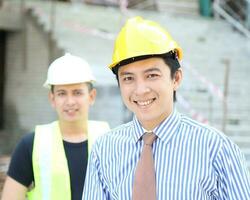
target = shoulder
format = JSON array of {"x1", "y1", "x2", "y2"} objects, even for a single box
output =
[
  {"x1": 102, "y1": 121, "x2": 133, "y2": 139},
  {"x1": 179, "y1": 114, "x2": 241, "y2": 156},
  {"x1": 88, "y1": 120, "x2": 110, "y2": 131},
  {"x1": 88, "y1": 120, "x2": 110, "y2": 127},
  {"x1": 11, "y1": 132, "x2": 35, "y2": 161},
  {"x1": 179, "y1": 114, "x2": 235, "y2": 152},
  {"x1": 180, "y1": 114, "x2": 227, "y2": 140},
  {"x1": 91, "y1": 121, "x2": 133, "y2": 149},
  {"x1": 16, "y1": 132, "x2": 35, "y2": 152},
  {"x1": 88, "y1": 122, "x2": 134, "y2": 166},
  {"x1": 7, "y1": 132, "x2": 35, "y2": 187}
]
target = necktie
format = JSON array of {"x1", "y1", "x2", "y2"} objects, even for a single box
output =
[{"x1": 132, "y1": 132, "x2": 157, "y2": 200}]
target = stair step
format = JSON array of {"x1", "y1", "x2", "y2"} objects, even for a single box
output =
[
  {"x1": 241, "y1": 148, "x2": 250, "y2": 160},
  {"x1": 246, "y1": 160, "x2": 250, "y2": 170},
  {"x1": 229, "y1": 136, "x2": 250, "y2": 148}
]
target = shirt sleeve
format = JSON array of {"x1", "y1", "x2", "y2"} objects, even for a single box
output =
[
  {"x1": 7, "y1": 133, "x2": 34, "y2": 187},
  {"x1": 82, "y1": 142, "x2": 110, "y2": 200},
  {"x1": 213, "y1": 138, "x2": 250, "y2": 199}
]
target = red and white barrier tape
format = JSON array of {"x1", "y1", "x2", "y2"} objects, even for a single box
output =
[
  {"x1": 177, "y1": 93, "x2": 209, "y2": 124},
  {"x1": 183, "y1": 61, "x2": 224, "y2": 102}
]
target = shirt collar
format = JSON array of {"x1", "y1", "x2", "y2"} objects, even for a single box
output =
[{"x1": 132, "y1": 109, "x2": 181, "y2": 144}]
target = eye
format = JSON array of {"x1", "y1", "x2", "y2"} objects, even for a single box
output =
[
  {"x1": 56, "y1": 91, "x2": 66, "y2": 97},
  {"x1": 121, "y1": 76, "x2": 134, "y2": 82},
  {"x1": 147, "y1": 73, "x2": 159, "y2": 79},
  {"x1": 74, "y1": 90, "x2": 84, "y2": 96}
]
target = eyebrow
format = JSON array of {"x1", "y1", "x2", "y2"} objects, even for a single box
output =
[
  {"x1": 119, "y1": 67, "x2": 161, "y2": 77},
  {"x1": 119, "y1": 71, "x2": 134, "y2": 76},
  {"x1": 143, "y1": 67, "x2": 161, "y2": 73},
  {"x1": 55, "y1": 89, "x2": 65, "y2": 92}
]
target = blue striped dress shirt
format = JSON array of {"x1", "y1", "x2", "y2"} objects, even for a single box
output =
[{"x1": 83, "y1": 110, "x2": 250, "y2": 199}]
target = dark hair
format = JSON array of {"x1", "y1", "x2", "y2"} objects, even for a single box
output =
[
  {"x1": 161, "y1": 52, "x2": 181, "y2": 102},
  {"x1": 112, "y1": 51, "x2": 181, "y2": 102},
  {"x1": 50, "y1": 82, "x2": 94, "y2": 93}
]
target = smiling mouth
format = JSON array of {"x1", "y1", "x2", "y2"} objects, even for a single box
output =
[
  {"x1": 134, "y1": 98, "x2": 156, "y2": 106},
  {"x1": 65, "y1": 109, "x2": 78, "y2": 113}
]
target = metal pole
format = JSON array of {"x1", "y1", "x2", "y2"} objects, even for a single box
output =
[
  {"x1": 21, "y1": 0, "x2": 27, "y2": 71},
  {"x1": 119, "y1": 0, "x2": 128, "y2": 15},
  {"x1": 119, "y1": 0, "x2": 128, "y2": 28},
  {"x1": 222, "y1": 59, "x2": 230, "y2": 133},
  {"x1": 20, "y1": 0, "x2": 25, "y2": 13},
  {"x1": 49, "y1": 0, "x2": 56, "y2": 64},
  {"x1": 208, "y1": 94, "x2": 213, "y2": 123},
  {"x1": 246, "y1": 0, "x2": 250, "y2": 30},
  {"x1": 213, "y1": 0, "x2": 220, "y2": 19},
  {"x1": 213, "y1": 2, "x2": 250, "y2": 38},
  {"x1": 152, "y1": 0, "x2": 158, "y2": 10}
]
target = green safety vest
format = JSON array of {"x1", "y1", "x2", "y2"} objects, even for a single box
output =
[{"x1": 27, "y1": 120, "x2": 110, "y2": 200}]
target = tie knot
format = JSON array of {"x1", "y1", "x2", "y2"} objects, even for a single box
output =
[{"x1": 143, "y1": 132, "x2": 157, "y2": 146}]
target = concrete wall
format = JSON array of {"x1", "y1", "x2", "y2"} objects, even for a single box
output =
[
  {"x1": 3, "y1": 13, "x2": 59, "y2": 152},
  {"x1": 0, "y1": 31, "x2": 6, "y2": 130}
]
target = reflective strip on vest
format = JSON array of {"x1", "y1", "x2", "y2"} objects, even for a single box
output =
[{"x1": 27, "y1": 120, "x2": 110, "y2": 200}]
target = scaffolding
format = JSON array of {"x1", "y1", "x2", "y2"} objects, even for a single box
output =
[{"x1": 213, "y1": 0, "x2": 250, "y2": 37}]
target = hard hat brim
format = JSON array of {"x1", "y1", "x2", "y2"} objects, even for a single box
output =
[
  {"x1": 43, "y1": 79, "x2": 96, "y2": 89},
  {"x1": 110, "y1": 51, "x2": 181, "y2": 74}
]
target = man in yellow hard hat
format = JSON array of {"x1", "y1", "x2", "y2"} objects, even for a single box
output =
[
  {"x1": 83, "y1": 17, "x2": 250, "y2": 199},
  {"x1": 1, "y1": 53, "x2": 109, "y2": 200}
]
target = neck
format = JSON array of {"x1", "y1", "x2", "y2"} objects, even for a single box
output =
[
  {"x1": 141, "y1": 109, "x2": 174, "y2": 131},
  {"x1": 59, "y1": 120, "x2": 88, "y2": 143}
]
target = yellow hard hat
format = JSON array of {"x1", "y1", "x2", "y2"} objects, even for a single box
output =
[{"x1": 109, "y1": 16, "x2": 183, "y2": 69}]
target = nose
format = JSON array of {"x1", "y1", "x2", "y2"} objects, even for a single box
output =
[
  {"x1": 65, "y1": 95, "x2": 76, "y2": 106},
  {"x1": 134, "y1": 79, "x2": 150, "y2": 96}
]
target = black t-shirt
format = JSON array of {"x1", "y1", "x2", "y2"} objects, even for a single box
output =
[{"x1": 7, "y1": 132, "x2": 88, "y2": 200}]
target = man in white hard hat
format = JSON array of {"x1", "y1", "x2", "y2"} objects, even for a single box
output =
[{"x1": 1, "y1": 53, "x2": 109, "y2": 200}]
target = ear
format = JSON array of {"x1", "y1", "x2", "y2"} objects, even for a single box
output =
[
  {"x1": 48, "y1": 91, "x2": 56, "y2": 108},
  {"x1": 173, "y1": 68, "x2": 182, "y2": 91},
  {"x1": 89, "y1": 88, "x2": 97, "y2": 106}
]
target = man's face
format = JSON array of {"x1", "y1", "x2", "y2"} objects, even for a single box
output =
[
  {"x1": 49, "y1": 83, "x2": 96, "y2": 123},
  {"x1": 118, "y1": 57, "x2": 182, "y2": 130}
]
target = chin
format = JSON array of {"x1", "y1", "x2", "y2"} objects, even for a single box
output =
[
  {"x1": 138, "y1": 112, "x2": 164, "y2": 123},
  {"x1": 137, "y1": 115, "x2": 155, "y2": 123},
  {"x1": 62, "y1": 117, "x2": 78, "y2": 122}
]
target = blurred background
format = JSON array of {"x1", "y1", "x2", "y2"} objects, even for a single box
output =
[{"x1": 0, "y1": 0, "x2": 250, "y2": 193}]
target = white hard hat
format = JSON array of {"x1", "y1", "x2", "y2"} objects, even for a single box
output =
[{"x1": 43, "y1": 53, "x2": 96, "y2": 88}]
